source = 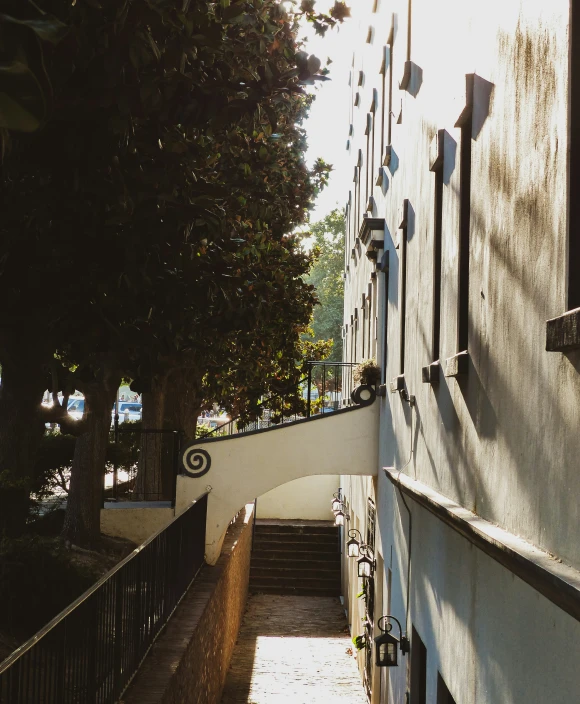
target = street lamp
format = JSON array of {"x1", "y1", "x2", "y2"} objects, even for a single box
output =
[
  {"x1": 357, "y1": 544, "x2": 376, "y2": 578},
  {"x1": 374, "y1": 616, "x2": 410, "y2": 667},
  {"x1": 347, "y1": 529, "x2": 363, "y2": 557}
]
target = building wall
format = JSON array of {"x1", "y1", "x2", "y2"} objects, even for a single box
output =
[
  {"x1": 256, "y1": 475, "x2": 339, "y2": 520},
  {"x1": 342, "y1": 0, "x2": 580, "y2": 702}
]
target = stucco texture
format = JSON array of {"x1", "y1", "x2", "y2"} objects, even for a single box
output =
[{"x1": 342, "y1": 0, "x2": 580, "y2": 701}]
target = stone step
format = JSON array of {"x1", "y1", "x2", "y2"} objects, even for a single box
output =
[
  {"x1": 253, "y1": 531, "x2": 338, "y2": 544},
  {"x1": 250, "y1": 572, "x2": 339, "y2": 588},
  {"x1": 252, "y1": 548, "x2": 340, "y2": 562},
  {"x1": 253, "y1": 539, "x2": 339, "y2": 552},
  {"x1": 250, "y1": 565, "x2": 341, "y2": 579},
  {"x1": 251, "y1": 556, "x2": 341, "y2": 571},
  {"x1": 254, "y1": 523, "x2": 336, "y2": 536},
  {"x1": 248, "y1": 584, "x2": 340, "y2": 597}
]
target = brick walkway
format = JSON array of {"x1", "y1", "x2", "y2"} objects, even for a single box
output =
[{"x1": 220, "y1": 594, "x2": 367, "y2": 704}]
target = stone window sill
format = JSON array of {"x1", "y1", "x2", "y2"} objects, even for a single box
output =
[
  {"x1": 546, "y1": 308, "x2": 580, "y2": 352},
  {"x1": 421, "y1": 361, "x2": 440, "y2": 384},
  {"x1": 444, "y1": 350, "x2": 469, "y2": 378},
  {"x1": 390, "y1": 374, "x2": 405, "y2": 393}
]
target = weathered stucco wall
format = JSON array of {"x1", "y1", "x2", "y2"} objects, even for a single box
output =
[
  {"x1": 123, "y1": 504, "x2": 254, "y2": 704},
  {"x1": 100, "y1": 506, "x2": 174, "y2": 544},
  {"x1": 256, "y1": 475, "x2": 339, "y2": 520},
  {"x1": 346, "y1": 0, "x2": 578, "y2": 569},
  {"x1": 342, "y1": 0, "x2": 580, "y2": 701}
]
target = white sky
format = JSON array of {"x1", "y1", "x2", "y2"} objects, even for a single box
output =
[{"x1": 300, "y1": 1, "x2": 364, "y2": 222}]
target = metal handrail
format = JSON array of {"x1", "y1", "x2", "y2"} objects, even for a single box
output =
[
  {"x1": 0, "y1": 491, "x2": 209, "y2": 703},
  {"x1": 197, "y1": 361, "x2": 360, "y2": 440}
]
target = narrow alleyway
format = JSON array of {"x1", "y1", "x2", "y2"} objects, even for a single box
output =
[{"x1": 220, "y1": 594, "x2": 367, "y2": 704}]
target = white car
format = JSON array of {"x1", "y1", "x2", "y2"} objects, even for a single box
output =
[
  {"x1": 67, "y1": 397, "x2": 85, "y2": 421},
  {"x1": 112, "y1": 402, "x2": 142, "y2": 424}
]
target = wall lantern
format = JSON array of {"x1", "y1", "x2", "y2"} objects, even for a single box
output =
[
  {"x1": 347, "y1": 529, "x2": 363, "y2": 557},
  {"x1": 331, "y1": 489, "x2": 343, "y2": 513},
  {"x1": 357, "y1": 544, "x2": 376, "y2": 578},
  {"x1": 374, "y1": 616, "x2": 410, "y2": 667},
  {"x1": 334, "y1": 504, "x2": 350, "y2": 526}
]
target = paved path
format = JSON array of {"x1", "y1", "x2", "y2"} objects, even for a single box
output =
[{"x1": 220, "y1": 594, "x2": 368, "y2": 704}]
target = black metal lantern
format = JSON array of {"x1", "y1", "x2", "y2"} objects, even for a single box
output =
[
  {"x1": 331, "y1": 489, "x2": 343, "y2": 513},
  {"x1": 347, "y1": 529, "x2": 362, "y2": 557},
  {"x1": 334, "y1": 504, "x2": 349, "y2": 526},
  {"x1": 374, "y1": 616, "x2": 410, "y2": 667},
  {"x1": 357, "y1": 545, "x2": 376, "y2": 577}
]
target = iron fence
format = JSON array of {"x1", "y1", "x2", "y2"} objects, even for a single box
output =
[
  {"x1": 0, "y1": 492, "x2": 208, "y2": 704},
  {"x1": 199, "y1": 361, "x2": 360, "y2": 439},
  {"x1": 106, "y1": 428, "x2": 182, "y2": 504}
]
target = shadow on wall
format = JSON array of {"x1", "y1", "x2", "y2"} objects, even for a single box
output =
[{"x1": 472, "y1": 75, "x2": 494, "y2": 139}]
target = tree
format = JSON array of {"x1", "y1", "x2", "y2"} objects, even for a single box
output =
[
  {"x1": 302, "y1": 209, "x2": 345, "y2": 362},
  {"x1": 0, "y1": 0, "x2": 348, "y2": 544}
]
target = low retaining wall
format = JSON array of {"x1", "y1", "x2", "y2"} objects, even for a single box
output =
[
  {"x1": 121, "y1": 503, "x2": 254, "y2": 704},
  {"x1": 101, "y1": 506, "x2": 174, "y2": 544}
]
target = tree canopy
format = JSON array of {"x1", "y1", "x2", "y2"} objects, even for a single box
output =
[
  {"x1": 302, "y1": 209, "x2": 345, "y2": 362},
  {"x1": 0, "y1": 0, "x2": 350, "y2": 544}
]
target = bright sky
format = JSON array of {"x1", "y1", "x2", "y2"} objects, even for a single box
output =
[{"x1": 300, "y1": 1, "x2": 364, "y2": 223}]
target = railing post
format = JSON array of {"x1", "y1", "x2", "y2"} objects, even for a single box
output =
[
  {"x1": 171, "y1": 431, "x2": 181, "y2": 507},
  {"x1": 307, "y1": 364, "x2": 312, "y2": 418},
  {"x1": 252, "y1": 498, "x2": 258, "y2": 552}
]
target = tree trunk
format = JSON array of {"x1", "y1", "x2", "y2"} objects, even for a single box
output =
[
  {"x1": 166, "y1": 368, "x2": 203, "y2": 439},
  {"x1": 134, "y1": 375, "x2": 167, "y2": 500},
  {"x1": 0, "y1": 352, "x2": 46, "y2": 537},
  {"x1": 163, "y1": 368, "x2": 203, "y2": 499},
  {"x1": 62, "y1": 366, "x2": 120, "y2": 547}
]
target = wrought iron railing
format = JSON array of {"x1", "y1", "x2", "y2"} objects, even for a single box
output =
[
  {"x1": 0, "y1": 492, "x2": 208, "y2": 704},
  {"x1": 105, "y1": 427, "x2": 182, "y2": 504},
  {"x1": 198, "y1": 361, "x2": 359, "y2": 439}
]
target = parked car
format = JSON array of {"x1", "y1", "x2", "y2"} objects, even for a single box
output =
[
  {"x1": 67, "y1": 397, "x2": 85, "y2": 420},
  {"x1": 112, "y1": 402, "x2": 142, "y2": 424}
]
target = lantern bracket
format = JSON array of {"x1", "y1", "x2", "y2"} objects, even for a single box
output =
[{"x1": 378, "y1": 615, "x2": 410, "y2": 655}]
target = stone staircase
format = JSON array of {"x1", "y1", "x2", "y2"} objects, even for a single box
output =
[{"x1": 249, "y1": 520, "x2": 341, "y2": 596}]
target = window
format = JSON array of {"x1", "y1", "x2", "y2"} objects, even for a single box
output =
[
  {"x1": 362, "y1": 295, "x2": 366, "y2": 359},
  {"x1": 365, "y1": 114, "x2": 372, "y2": 204},
  {"x1": 400, "y1": 204, "x2": 409, "y2": 375},
  {"x1": 367, "y1": 285, "x2": 373, "y2": 358},
  {"x1": 380, "y1": 254, "x2": 390, "y2": 383},
  {"x1": 457, "y1": 113, "x2": 472, "y2": 353},
  {"x1": 410, "y1": 626, "x2": 427, "y2": 704},
  {"x1": 430, "y1": 130, "x2": 444, "y2": 363},
  {"x1": 437, "y1": 673, "x2": 457, "y2": 704},
  {"x1": 570, "y1": 4, "x2": 580, "y2": 310}
]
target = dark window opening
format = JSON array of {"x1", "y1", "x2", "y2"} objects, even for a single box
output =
[
  {"x1": 362, "y1": 302, "x2": 366, "y2": 359},
  {"x1": 458, "y1": 118, "x2": 472, "y2": 352},
  {"x1": 437, "y1": 673, "x2": 457, "y2": 704},
  {"x1": 382, "y1": 268, "x2": 389, "y2": 383},
  {"x1": 433, "y1": 166, "x2": 443, "y2": 361},
  {"x1": 400, "y1": 224, "x2": 408, "y2": 374},
  {"x1": 410, "y1": 626, "x2": 427, "y2": 704},
  {"x1": 371, "y1": 114, "x2": 376, "y2": 203},
  {"x1": 570, "y1": 4, "x2": 580, "y2": 309}
]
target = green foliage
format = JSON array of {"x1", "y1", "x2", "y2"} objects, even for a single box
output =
[
  {"x1": 0, "y1": 0, "x2": 350, "y2": 539},
  {"x1": 301, "y1": 209, "x2": 345, "y2": 362},
  {"x1": 354, "y1": 359, "x2": 381, "y2": 385},
  {"x1": 352, "y1": 633, "x2": 367, "y2": 651},
  {"x1": 0, "y1": 0, "x2": 67, "y2": 137}
]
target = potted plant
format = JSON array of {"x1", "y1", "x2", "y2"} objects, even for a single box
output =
[{"x1": 354, "y1": 359, "x2": 381, "y2": 386}]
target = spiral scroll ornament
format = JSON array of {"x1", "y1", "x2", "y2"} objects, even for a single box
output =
[{"x1": 182, "y1": 446, "x2": 212, "y2": 478}]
